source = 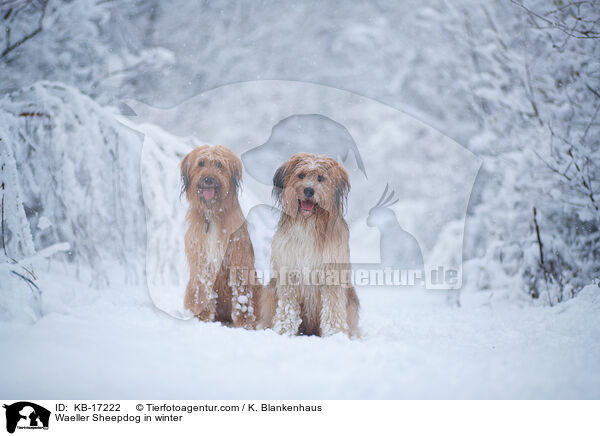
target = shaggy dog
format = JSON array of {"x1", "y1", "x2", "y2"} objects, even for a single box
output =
[
  {"x1": 259, "y1": 153, "x2": 360, "y2": 337},
  {"x1": 181, "y1": 145, "x2": 257, "y2": 329}
]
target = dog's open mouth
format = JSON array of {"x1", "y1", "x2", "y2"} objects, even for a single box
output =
[
  {"x1": 200, "y1": 187, "x2": 216, "y2": 200},
  {"x1": 300, "y1": 199, "x2": 317, "y2": 212}
]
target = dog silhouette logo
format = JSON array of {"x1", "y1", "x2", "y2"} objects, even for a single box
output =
[
  {"x1": 117, "y1": 79, "x2": 481, "y2": 318},
  {"x1": 3, "y1": 402, "x2": 50, "y2": 433}
]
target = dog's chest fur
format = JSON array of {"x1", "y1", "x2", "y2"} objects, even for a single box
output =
[
  {"x1": 272, "y1": 221, "x2": 323, "y2": 270},
  {"x1": 201, "y1": 223, "x2": 227, "y2": 273}
]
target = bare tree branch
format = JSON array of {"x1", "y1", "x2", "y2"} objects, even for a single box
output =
[
  {"x1": 511, "y1": 0, "x2": 600, "y2": 39},
  {"x1": 1, "y1": 0, "x2": 47, "y2": 58}
]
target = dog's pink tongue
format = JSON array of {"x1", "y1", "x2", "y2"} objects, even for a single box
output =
[
  {"x1": 301, "y1": 201, "x2": 315, "y2": 211},
  {"x1": 202, "y1": 188, "x2": 215, "y2": 200}
]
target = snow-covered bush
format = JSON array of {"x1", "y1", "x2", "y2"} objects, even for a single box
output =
[
  {"x1": 0, "y1": 134, "x2": 39, "y2": 321},
  {"x1": 0, "y1": 82, "x2": 145, "y2": 289},
  {"x1": 0, "y1": 0, "x2": 173, "y2": 103},
  {"x1": 419, "y1": 0, "x2": 600, "y2": 302}
]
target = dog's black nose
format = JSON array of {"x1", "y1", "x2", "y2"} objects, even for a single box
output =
[
  {"x1": 204, "y1": 176, "x2": 214, "y2": 186},
  {"x1": 304, "y1": 187, "x2": 314, "y2": 198}
]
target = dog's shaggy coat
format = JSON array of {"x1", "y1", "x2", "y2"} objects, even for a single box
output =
[
  {"x1": 259, "y1": 153, "x2": 360, "y2": 337},
  {"x1": 181, "y1": 145, "x2": 257, "y2": 329}
]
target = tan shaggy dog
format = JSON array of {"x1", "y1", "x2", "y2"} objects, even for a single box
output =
[
  {"x1": 259, "y1": 153, "x2": 360, "y2": 337},
  {"x1": 181, "y1": 145, "x2": 257, "y2": 329}
]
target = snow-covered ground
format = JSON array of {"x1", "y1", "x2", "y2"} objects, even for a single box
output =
[
  {"x1": 1, "y1": 266, "x2": 598, "y2": 399},
  {"x1": 3, "y1": 82, "x2": 597, "y2": 400}
]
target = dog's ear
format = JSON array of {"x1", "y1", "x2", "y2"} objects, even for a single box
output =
[
  {"x1": 333, "y1": 162, "x2": 350, "y2": 216},
  {"x1": 214, "y1": 145, "x2": 242, "y2": 194},
  {"x1": 272, "y1": 162, "x2": 288, "y2": 205},
  {"x1": 230, "y1": 154, "x2": 242, "y2": 192},
  {"x1": 180, "y1": 151, "x2": 193, "y2": 197},
  {"x1": 273, "y1": 157, "x2": 301, "y2": 219},
  {"x1": 281, "y1": 179, "x2": 299, "y2": 220}
]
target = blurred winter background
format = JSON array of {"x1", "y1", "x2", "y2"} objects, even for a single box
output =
[{"x1": 0, "y1": 0, "x2": 599, "y2": 398}]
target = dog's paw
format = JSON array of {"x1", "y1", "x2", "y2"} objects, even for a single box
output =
[
  {"x1": 197, "y1": 306, "x2": 217, "y2": 322},
  {"x1": 319, "y1": 315, "x2": 349, "y2": 337},
  {"x1": 273, "y1": 321, "x2": 299, "y2": 336},
  {"x1": 184, "y1": 296, "x2": 216, "y2": 322},
  {"x1": 233, "y1": 315, "x2": 256, "y2": 330},
  {"x1": 184, "y1": 281, "x2": 217, "y2": 320},
  {"x1": 230, "y1": 290, "x2": 257, "y2": 329},
  {"x1": 232, "y1": 307, "x2": 256, "y2": 330},
  {"x1": 272, "y1": 306, "x2": 302, "y2": 336}
]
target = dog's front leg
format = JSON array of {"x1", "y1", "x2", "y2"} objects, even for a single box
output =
[
  {"x1": 230, "y1": 282, "x2": 257, "y2": 329},
  {"x1": 224, "y1": 227, "x2": 258, "y2": 329},
  {"x1": 272, "y1": 286, "x2": 302, "y2": 336},
  {"x1": 184, "y1": 274, "x2": 217, "y2": 322},
  {"x1": 319, "y1": 286, "x2": 349, "y2": 337}
]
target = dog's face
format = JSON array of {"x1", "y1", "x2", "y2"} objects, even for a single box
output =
[
  {"x1": 273, "y1": 153, "x2": 350, "y2": 220},
  {"x1": 181, "y1": 145, "x2": 242, "y2": 210}
]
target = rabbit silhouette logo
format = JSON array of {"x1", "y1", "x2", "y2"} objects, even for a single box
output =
[{"x1": 3, "y1": 402, "x2": 50, "y2": 433}]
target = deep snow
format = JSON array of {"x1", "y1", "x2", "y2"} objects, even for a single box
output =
[
  {"x1": 1, "y1": 266, "x2": 598, "y2": 399},
  {"x1": 3, "y1": 83, "x2": 597, "y2": 400}
]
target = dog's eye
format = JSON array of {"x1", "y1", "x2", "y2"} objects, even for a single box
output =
[
  {"x1": 216, "y1": 161, "x2": 223, "y2": 169},
  {"x1": 317, "y1": 175, "x2": 324, "y2": 182},
  {"x1": 298, "y1": 173, "x2": 305, "y2": 179},
  {"x1": 199, "y1": 161, "x2": 205, "y2": 167}
]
